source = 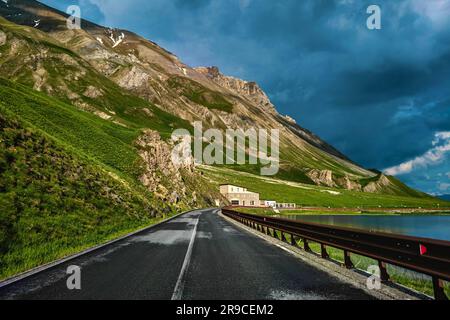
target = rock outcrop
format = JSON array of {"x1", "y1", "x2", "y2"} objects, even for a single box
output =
[
  {"x1": 195, "y1": 66, "x2": 277, "y2": 114},
  {"x1": 135, "y1": 130, "x2": 224, "y2": 206},
  {"x1": 0, "y1": 30, "x2": 6, "y2": 46},
  {"x1": 306, "y1": 169, "x2": 337, "y2": 188},
  {"x1": 136, "y1": 130, "x2": 194, "y2": 204},
  {"x1": 336, "y1": 175, "x2": 362, "y2": 191},
  {"x1": 363, "y1": 174, "x2": 392, "y2": 193}
]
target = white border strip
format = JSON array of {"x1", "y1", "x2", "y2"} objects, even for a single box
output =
[
  {"x1": 171, "y1": 213, "x2": 200, "y2": 300},
  {"x1": 0, "y1": 209, "x2": 198, "y2": 289}
]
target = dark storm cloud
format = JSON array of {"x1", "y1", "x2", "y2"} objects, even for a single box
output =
[{"x1": 40, "y1": 0, "x2": 450, "y2": 193}]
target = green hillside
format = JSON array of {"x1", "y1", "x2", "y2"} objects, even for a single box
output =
[
  {"x1": 201, "y1": 166, "x2": 450, "y2": 208},
  {"x1": 0, "y1": 78, "x2": 217, "y2": 280},
  {"x1": 0, "y1": 106, "x2": 172, "y2": 280}
]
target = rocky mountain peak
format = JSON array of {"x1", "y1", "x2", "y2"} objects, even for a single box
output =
[{"x1": 195, "y1": 66, "x2": 276, "y2": 114}]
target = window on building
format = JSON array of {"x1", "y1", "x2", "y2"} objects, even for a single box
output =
[{"x1": 231, "y1": 200, "x2": 239, "y2": 205}]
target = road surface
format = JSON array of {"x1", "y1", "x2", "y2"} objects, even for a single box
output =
[{"x1": 0, "y1": 208, "x2": 374, "y2": 300}]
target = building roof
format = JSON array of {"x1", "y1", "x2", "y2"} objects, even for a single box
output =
[{"x1": 220, "y1": 184, "x2": 259, "y2": 195}]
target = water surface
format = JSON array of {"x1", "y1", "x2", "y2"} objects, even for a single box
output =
[{"x1": 284, "y1": 214, "x2": 450, "y2": 241}]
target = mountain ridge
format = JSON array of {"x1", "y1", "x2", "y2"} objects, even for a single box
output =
[{"x1": 0, "y1": 0, "x2": 436, "y2": 198}]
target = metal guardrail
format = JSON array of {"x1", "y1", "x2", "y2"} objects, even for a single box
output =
[{"x1": 222, "y1": 208, "x2": 450, "y2": 300}]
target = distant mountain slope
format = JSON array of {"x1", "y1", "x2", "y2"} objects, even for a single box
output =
[
  {"x1": 0, "y1": 0, "x2": 438, "y2": 199},
  {"x1": 201, "y1": 166, "x2": 446, "y2": 208}
]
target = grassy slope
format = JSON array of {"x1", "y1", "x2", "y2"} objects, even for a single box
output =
[
  {"x1": 202, "y1": 166, "x2": 450, "y2": 208},
  {"x1": 0, "y1": 19, "x2": 212, "y2": 279},
  {"x1": 0, "y1": 18, "x2": 192, "y2": 140},
  {"x1": 0, "y1": 78, "x2": 143, "y2": 177},
  {"x1": 0, "y1": 75, "x2": 204, "y2": 280},
  {"x1": 0, "y1": 107, "x2": 178, "y2": 280}
]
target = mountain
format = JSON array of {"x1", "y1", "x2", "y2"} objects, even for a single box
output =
[
  {"x1": 0, "y1": 0, "x2": 424, "y2": 196},
  {"x1": 438, "y1": 194, "x2": 450, "y2": 201}
]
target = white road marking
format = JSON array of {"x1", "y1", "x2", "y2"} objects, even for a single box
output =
[{"x1": 171, "y1": 213, "x2": 201, "y2": 300}]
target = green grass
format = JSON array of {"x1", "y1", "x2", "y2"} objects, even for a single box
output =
[
  {"x1": 0, "y1": 78, "x2": 143, "y2": 178},
  {"x1": 0, "y1": 19, "x2": 192, "y2": 141},
  {"x1": 0, "y1": 108, "x2": 179, "y2": 280},
  {"x1": 203, "y1": 166, "x2": 450, "y2": 208},
  {"x1": 0, "y1": 76, "x2": 220, "y2": 280},
  {"x1": 0, "y1": 78, "x2": 192, "y2": 176}
]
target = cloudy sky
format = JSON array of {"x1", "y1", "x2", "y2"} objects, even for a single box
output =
[{"x1": 41, "y1": 0, "x2": 450, "y2": 195}]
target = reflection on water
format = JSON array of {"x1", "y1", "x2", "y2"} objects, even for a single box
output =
[{"x1": 285, "y1": 214, "x2": 450, "y2": 241}]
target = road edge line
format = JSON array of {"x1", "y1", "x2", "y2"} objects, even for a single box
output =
[
  {"x1": 171, "y1": 212, "x2": 200, "y2": 300},
  {"x1": 0, "y1": 208, "x2": 200, "y2": 289}
]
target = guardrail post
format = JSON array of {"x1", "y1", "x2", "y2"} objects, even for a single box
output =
[
  {"x1": 281, "y1": 232, "x2": 287, "y2": 242},
  {"x1": 432, "y1": 277, "x2": 448, "y2": 300},
  {"x1": 303, "y1": 239, "x2": 312, "y2": 252},
  {"x1": 291, "y1": 234, "x2": 296, "y2": 246},
  {"x1": 344, "y1": 250, "x2": 354, "y2": 269},
  {"x1": 321, "y1": 244, "x2": 329, "y2": 259},
  {"x1": 378, "y1": 261, "x2": 390, "y2": 282}
]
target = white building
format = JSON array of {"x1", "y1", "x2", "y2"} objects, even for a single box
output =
[
  {"x1": 219, "y1": 184, "x2": 260, "y2": 207},
  {"x1": 275, "y1": 203, "x2": 296, "y2": 209},
  {"x1": 260, "y1": 200, "x2": 277, "y2": 208}
]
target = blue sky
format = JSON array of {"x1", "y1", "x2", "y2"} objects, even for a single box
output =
[{"x1": 40, "y1": 0, "x2": 450, "y2": 195}]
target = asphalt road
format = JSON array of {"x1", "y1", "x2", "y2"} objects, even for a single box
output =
[{"x1": 0, "y1": 208, "x2": 374, "y2": 300}]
